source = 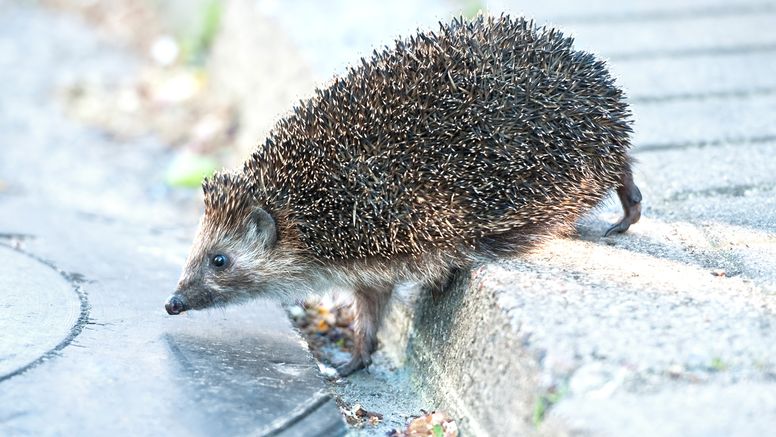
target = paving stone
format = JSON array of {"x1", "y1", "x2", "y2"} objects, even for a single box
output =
[
  {"x1": 562, "y1": 13, "x2": 776, "y2": 59},
  {"x1": 631, "y1": 93, "x2": 776, "y2": 149},
  {"x1": 610, "y1": 53, "x2": 776, "y2": 100},
  {"x1": 634, "y1": 142, "x2": 776, "y2": 202},
  {"x1": 487, "y1": 0, "x2": 776, "y2": 24}
]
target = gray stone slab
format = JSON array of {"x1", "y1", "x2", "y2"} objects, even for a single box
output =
[
  {"x1": 656, "y1": 189, "x2": 776, "y2": 233},
  {"x1": 562, "y1": 13, "x2": 776, "y2": 60},
  {"x1": 631, "y1": 93, "x2": 776, "y2": 149},
  {"x1": 487, "y1": 0, "x2": 775, "y2": 22},
  {"x1": 551, "y1": 382, "x2": 776, "y2": 437},
  {"x1": 493, "y1": 238, "x2": 776, "y2": 378},
  {"x1": 598, "y1": 138, "x2": 776, "y2": 296},
  {"x1": 634, "y1": 141, "x2": 776, "y2": 202},
  {"x1": 383, "y1": 271, "x2": 540, "y2": 437},
  {"x1": 610, "y1": 52, "x2": 776, "y2": 101},
  {"x1": 491, "y1": 1, "x2": 776, "y2": 61}
]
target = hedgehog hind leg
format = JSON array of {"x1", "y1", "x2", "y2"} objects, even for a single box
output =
[
  {"x1": 604, "y1": 171, "x2": 642, "y2": 236},
  {"x1": 336, "y1": 283, "x2": 393, "y2": 377}
]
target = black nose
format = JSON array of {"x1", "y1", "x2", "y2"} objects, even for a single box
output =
[{"x1": 165, "y1": 295, "x2": 187, "y2": 315}]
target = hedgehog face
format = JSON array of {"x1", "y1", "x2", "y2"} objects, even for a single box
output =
[{"x1": 166, "y1": 207, "x2": 297, "y2": 314}]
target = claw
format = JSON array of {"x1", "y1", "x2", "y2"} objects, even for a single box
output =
[
  {"x1": 336, "y1": 354, "x2": 371, "y2": 377},
  {"x1": 604, "y1": 220, "x2": 630, "y2": 237}
]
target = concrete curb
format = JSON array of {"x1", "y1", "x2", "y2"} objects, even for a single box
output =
[
  {"x1": 382, "y1": 269, "x2": 544, "y2": 436},
  {"x1": 380, "y1": 210, "x2": 776, "y2": 436}
]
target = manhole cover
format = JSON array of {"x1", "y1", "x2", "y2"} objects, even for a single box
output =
[{"x1": 0, "y1": 245, "x2": 84, "y2": 380}]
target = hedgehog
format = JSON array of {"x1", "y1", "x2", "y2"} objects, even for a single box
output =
[{"x1": 165, "y1": 15, "x2": 641, "y2": 376}]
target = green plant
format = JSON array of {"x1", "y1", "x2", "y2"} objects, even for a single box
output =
[
  {"x1": 532, "y1": 386, "x2": 567, "y2": 427},
  {"x1": 181, "y1": 0, "x2": 223, "y2": 65},
  {"x1": 459, "y1": 0, "x2": 485, "y2": 19}
]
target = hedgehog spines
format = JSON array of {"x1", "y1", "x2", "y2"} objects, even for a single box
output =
[{"x1": 207, "y1": 14, "x2": 633, "y2": 262}]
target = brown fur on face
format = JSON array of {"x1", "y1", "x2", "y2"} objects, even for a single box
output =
[{"x1": 171, "y1": 173, "x2": 324, "y2": 310}]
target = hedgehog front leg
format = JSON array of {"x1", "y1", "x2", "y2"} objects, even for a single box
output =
[
  {"x1": 336, "y1": 283, "x2": 393, "y2": 376},
  {"x1": 605, "y1": 171, "x2": 642, "y2": 236}
]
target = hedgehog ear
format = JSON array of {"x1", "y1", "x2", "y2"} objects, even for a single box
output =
[{"x1": 250, "y1": 207, "x2": 277, "y2": 249}]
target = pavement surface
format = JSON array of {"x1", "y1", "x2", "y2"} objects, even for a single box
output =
[{"x1": 0, "y1": 2, "x2": 344, "y2": 436}]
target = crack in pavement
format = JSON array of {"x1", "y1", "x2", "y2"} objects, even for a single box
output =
[
  {"x1": 608, "y1": 42, "x2": 776, "y2": 61},
  {"x1": 630, "y1": 86, "x2": 776, "y2": 104},
  {"x1": 635, "y1": 135, "x2": 776, "y2": 153}
]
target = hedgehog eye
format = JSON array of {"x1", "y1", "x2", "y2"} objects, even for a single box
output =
[{"x1": 211, "y1": 254, "x2": 228, "y2": 269}]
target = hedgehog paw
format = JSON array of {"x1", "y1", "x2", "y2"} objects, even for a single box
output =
[
  {"x1": 605, "y1": 172, "x2": 642, "y2": 236},
  {"x1": 336, "y1": 354, "x2": 372, "y2": 377}
]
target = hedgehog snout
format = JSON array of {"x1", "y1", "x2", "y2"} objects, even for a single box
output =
[{"x1": 165, "y1": 294, "x2": 188, "y2": 315}]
